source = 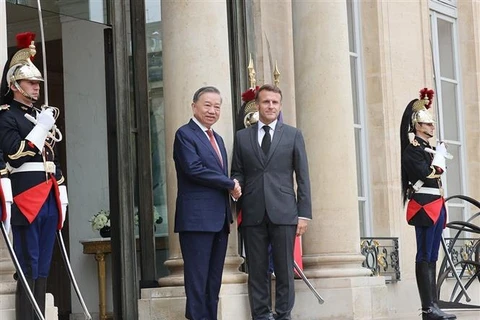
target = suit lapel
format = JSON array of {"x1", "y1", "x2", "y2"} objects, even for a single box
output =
[
  {"x1": 264, "y1": 122, "x2": 284, "y2": 166},
  {"x1": 249, "y1": 123, "x2": 264, "y2": 165},
  {"x1": 215, "y1": 131, "x2": 228, "y2": 173},
  {"x1": 188, "y1": 119, "x2": 224, "y2": 170}
]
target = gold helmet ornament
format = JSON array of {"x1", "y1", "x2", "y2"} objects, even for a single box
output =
[
  {"x1": 237, "y1": 56, "x2": 282, "y2": 129},
  {"x1": 241, "y1": 86, "x2": 259, "y2": 128},
  {"x1": 5, "y1": 32, "x2": 44, "y2": 101},
  {"x1": 411, "y1": 88, "x2": 435, "y2": 130}
]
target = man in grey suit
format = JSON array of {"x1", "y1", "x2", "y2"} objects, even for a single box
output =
[{"x1": 231, "y1": 84, "x2": 312, "y2": 320}]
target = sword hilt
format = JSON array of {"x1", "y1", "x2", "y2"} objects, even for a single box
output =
[{"x1": 24, "y1": 111, "x2": 63, "y2": 143}]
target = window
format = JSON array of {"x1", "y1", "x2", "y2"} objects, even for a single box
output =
[
  {"x1": 430, "y1": 2, "x2": 467, "y2": 223},
  {"x1": 347, "y1": 0, "x2": 372, "y2": 236}
]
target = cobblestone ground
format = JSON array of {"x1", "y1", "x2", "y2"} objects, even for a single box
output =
[{"x1": 390, "y1": 310, "x2": 480, "y2": 319}]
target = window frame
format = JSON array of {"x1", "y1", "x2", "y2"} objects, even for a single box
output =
[
  {"x1": 430, "y1": 3, "x2": 468, "y2": 225},
  {"x1": 347, "y1": 0, "x2": 372, "y2": 237}
]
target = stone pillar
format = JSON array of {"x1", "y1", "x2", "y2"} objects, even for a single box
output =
[
  {"x1": 292, "y1": 1, "x2": 387, "y2": 318},
  {"x1": 293, "y1": 0, "x2": 369, "y2": 280},
  {"x1": 158, "y1": 0, "x2": 245, "y2": 287}
]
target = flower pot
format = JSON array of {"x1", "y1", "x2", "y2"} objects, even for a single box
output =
[{"x1": 100, "y1": 226, "x2": 111, "y2": 238}]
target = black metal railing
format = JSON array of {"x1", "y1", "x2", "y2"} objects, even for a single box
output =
[
  {"x1": 442, "y1": 237, "x2": 480, "y2": 278},
  {"x1": 360, "y1": 237, "x2": 400, "y2": 283}
]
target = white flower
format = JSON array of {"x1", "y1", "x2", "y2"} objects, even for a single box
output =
[{"x1": 89, "y1": 210, "x2": 110, "y2": 231}]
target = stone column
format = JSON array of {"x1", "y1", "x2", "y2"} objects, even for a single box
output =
[
  {"x1": 291, "y1": 2, "x2": 387, "y2": 318},
  {"x1": 158, "y1": 0, "x2": 245, "y2": 287},
  {"x1": 293, "y1": 0, "x2": 370, "y2": 279}
]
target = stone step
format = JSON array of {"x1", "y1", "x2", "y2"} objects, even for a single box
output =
[
  {"x1": 0, "y1": 308, "x2": 15, "y2": 320},
  {"x1": 0, "y1": 259, "x2": 15, "y2": 283},
  {"x1": 0, "y1": 281, "x2": 15, "y2": 294},
  {"x1": 0, "y1": 293, "x2": 58, "y2": 320},
  {"x1": 0, "y1": 293, "x2": 14, "y2": 309}
]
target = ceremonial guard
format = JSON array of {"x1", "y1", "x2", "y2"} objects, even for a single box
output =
[
  {"x1": 400, "y1": 88, "x2": 455, "y2": 320},
  {"x1": 1, "y1": 148, "x2": 13, "y2": 235},
  {"x1": 0, "y1": 32, "x2": 68, "y2": 319}
]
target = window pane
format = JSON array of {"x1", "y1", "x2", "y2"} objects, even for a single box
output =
[
  {"x1": 445, "y1": 144, "x2": 462, "y2": 197},
  {"x1": 7, "y1": 0, "x2": 108, "y2": 24},
  {"x1": 441, "y1": 81, "x2": 459, "y2": 141},
  {"x1": 143, "y1": 2, "x2": 168, "y2": 278},
  {"x1": 346, "y1": 0, "x2": 355, "y2": 52},
  {"x1": 146, "y1": 22, "x2": 168, "y2": 236},
  {"x1": 355, "y1": 128, "x2": 364, "y2": 196},
  {"x1": 446, "y1": 206, "x2": 464, "y2": 224},
  {"x1": 437, "y1": 18, "x2": 455, "y2": 79},
  {"x1": 350, "y1": 56, "x2": 360, "y2": 124}
]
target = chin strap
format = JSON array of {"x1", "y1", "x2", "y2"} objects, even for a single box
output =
[
  {"x1": 423, "y1": 131, "x2": 434, "y2": 138},
  {"x1": 13, "y1": 81, "x2": 37, "y2": 102}
]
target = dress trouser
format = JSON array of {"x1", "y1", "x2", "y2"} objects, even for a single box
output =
[
  {"x1": 414, "y1": 207, "x2": 456, "y2": 319},
  {"x1": 242, "y1": 214, "x2": 296, "y2": 320},
  {"x1": 13, "y1": 191, "x2": 58, "y2": 319},
  {"x1": 179, "y1": 222, "x2": 229, "y2": 320}
]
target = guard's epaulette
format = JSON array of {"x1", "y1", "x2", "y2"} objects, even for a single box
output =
[
  {"x1": 0, "y1": 104, "x2": 10, "y2": 111},
  {"x1": 411, "y1": 139, "x2": 420, "y2": 147}
]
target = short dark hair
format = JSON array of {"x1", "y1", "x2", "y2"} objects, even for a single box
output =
[
  {"x1": 192, "y1": 86, "x2": 221, "y2": 102},
  {"x1": 255, "y1": 84, "x2": 282, "y2": 102}
]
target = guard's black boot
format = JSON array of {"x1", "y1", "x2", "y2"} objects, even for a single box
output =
[
  {"x1": 34, "y1": 277, "x2": 47, "y2": 320},
  {"x1": 416, "y1": 262, "x2": 455, "y2": 319},
  {"x1": 16, "y1": 277, "x2": 35, "y2": 320},
  {"x1": 428, "y1": 262, "x2": 456, "y2": 319}
]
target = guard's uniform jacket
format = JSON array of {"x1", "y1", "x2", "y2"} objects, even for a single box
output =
[
  {"x1": 0, "y1": 100, "x2": 64, "y2": 227},
  {"x1": 402, "y1": 136, "x2": 444, "y2": 227},
  {"x1": 0, "y1": 149, "x2": 7, "y2": 221}
]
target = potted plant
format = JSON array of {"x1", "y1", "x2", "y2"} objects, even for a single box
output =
[{"x1": 89, "y1": 209, "x2": 111, "y2": 237}]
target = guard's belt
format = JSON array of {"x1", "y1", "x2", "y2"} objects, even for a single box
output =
[
  {"x1": 416, "y1": 187, "x2": 441, "y2": 196},
  {"x1": 7, "y1": 162, "x2": 56, "y2": 174},
  {"x1": 412, "y1": 180, "x2": 424, "y2": 191}
]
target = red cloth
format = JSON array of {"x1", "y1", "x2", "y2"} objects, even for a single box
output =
[
  {"x1": 206, "y1": 129, "x2": 223, "y2": 167},
  {"x1": 51, "y1": 176, "x2": 64, "y2": 230},
  {"x1": 237, "y1": 209, "x2": 243, "y2": 226},
  {"x1": 294, "y1": 236, "x2": 303, "y2": 275},
  {"x1": 14, "y1": 180, "x2": 53, "y2": 223},
  {"x1": 238, "y1": 209, "x2": 304, "y2": 273},
  {"x1": 0, "y1": 184, "x2": 6, "y2": 222},
  {"x1": 406, "y1": 197, "x2": 444, "y2": 224}
]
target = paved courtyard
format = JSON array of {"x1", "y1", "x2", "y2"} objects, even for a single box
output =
[{"x1": 390, "y1": 309, "x2": 480, "y2": 319}]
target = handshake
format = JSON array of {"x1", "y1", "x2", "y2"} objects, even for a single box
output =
[{"x1": 230, "y1": 179, "x2": 242, "y2": 201}]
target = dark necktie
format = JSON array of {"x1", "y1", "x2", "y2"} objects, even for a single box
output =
[
  {"x1": 261, "y1": 125, "x2": 271, "y2": 155},
  {"x1": 206, "y1": 129, "x2": 223, "y2": 166}
]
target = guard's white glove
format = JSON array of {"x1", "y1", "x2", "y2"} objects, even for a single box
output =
[
  {"x1": 25, "y1": 108, "x2": 56, "y2": 151},
  {"x1": 58, "y1": 185, "x2": 68, "y2": 229},
  {"x1": 432, "y1": 142, "x2": 447, "y2": 172},
  {"x1": 1, "y1": 178, "x2": 12, "y2": 234}
]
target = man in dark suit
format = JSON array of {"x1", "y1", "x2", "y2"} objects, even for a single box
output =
[
  {"x1": 173, "y1": 86, "x2": 241, "y2": 320},
  {"x1": 231, "y1": 84, "x2": 312, "y2": 320}
]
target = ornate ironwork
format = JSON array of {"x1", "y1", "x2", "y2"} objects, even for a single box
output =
[
  {"x1": 436, "y1": 194, "x2": 480, "y2": 309},
  {"x1": 360, "y1": 237, "x2": 400, "y2": 283},
  {"x1": 442, "y1": 237, "x2": 480, "y2": 278}
]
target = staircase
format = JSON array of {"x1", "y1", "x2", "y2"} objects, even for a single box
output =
[{"x1": 0, "y1": 239, "x2": 58, "y2": 319}]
